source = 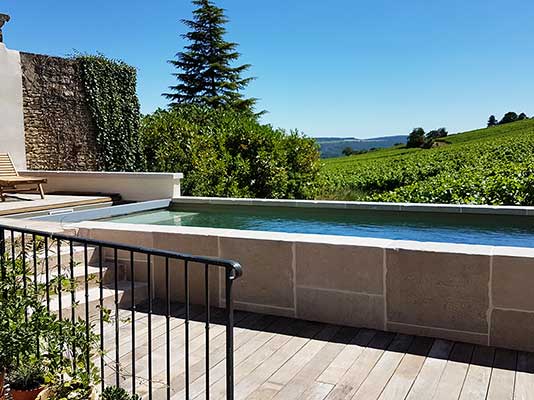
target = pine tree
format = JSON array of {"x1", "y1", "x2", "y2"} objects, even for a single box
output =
[
  {"x1": 164, "y1": 0, "x2": 257, "y2": 113},
  {"x1": 487, "y1": 115, "x2": 497, "y2": 127}
]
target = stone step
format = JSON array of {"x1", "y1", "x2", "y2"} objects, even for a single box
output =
[
  {"x1": 35, "y1": 245, "x2": 99, "y2": 273},
  {"x1": 36, "y1": 264, "x2": 115, "y2": 289},
  {"x1": 48, "y1": 281, "x2": 149, "y2": 319}
]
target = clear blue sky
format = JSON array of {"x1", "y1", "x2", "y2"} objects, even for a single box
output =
[{"x1": 3, "y1": 0, "x2": 534, "y2": 138}]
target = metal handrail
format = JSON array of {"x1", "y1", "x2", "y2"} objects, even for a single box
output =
[{"x1": 0, "y1": 222, "x2": 242, "y2": 400}]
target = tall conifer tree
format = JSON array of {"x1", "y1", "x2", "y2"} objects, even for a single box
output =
[{"x1": 164, "y1": 0, "x2": 256, "y2": 113}]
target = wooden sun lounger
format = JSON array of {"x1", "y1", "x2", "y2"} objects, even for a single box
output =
[{"x1": 0, "y1": 153, "x2": 46, "y2": 201}]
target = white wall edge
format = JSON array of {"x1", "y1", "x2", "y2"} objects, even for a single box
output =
[{"x1": 18, "y1": 170, "x2": 183, "y2": 201}]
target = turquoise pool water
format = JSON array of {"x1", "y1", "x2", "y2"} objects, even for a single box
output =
[{"x1": 101, "y1": 204, "x2": 534, "y2": 248}]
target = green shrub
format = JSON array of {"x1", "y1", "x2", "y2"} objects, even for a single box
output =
[
  {"x1": 140, "y1": 106, "x2": 321, "y2": 199},
  {"x1": 102, "y1": 386, "x2": 140, "y2": 400},
  {"x1": 0, "y1": 238, "x2": 101, "y2": 400},
  {"x1": 8, "y1": 359, "x2": 45, "y2": 390}
]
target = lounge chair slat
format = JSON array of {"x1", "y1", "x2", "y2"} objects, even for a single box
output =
[{"x1": 0, "y1": 153, "x2": 47, "y2": 201}]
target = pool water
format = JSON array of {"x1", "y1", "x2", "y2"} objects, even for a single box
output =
[{"x1": 101, "y1": 205, "x2": 534, "y2": 248}]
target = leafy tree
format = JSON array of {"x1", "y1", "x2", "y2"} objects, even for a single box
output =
[
  {"x1": 426, "y1": 127, "x2": 448, "y2": 139},
  {"x1": 406, "y1": 127, "x2": 425, "y2": 148},
  {"x1": 164, "y1": 0, "x2": 257, "y2": 114},
  {"x1": 487, "y1": 115, "x2": 497, "y2": 127},
  {"x1": 500, "y1": 112, "x2": 518, "y2": 125},
  {"x1": 518, "y1": 112, "x2": 528, "y2": 120},
  {"x1": 140, "y1": 105, "x2": 321, "y2": 199},
  {"x1": 342, "y1": 147, "x2": 353, "y2": 156}
]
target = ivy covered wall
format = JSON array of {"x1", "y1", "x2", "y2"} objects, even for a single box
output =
[
  {"x1": 78, "y1": 55, "x2": 143, "y2": 171},
  {"x1": 20, "y1": 52, "x2": 142, "y2": 172}
]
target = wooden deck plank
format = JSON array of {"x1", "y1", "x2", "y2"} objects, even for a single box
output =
[
  {"x1": 351, "y1": 334, "x2": 414, "y2": 400},
  {"x1": 405, "y1": 339, "x2": 454, "y2": 400},
  {"x1": 230, "y1": 322, "x2": 324, "y2": 400},
  {"x1": 514, "y1": 352, "x2": 534, "y2": 400},
  {"x1": 268, "y1": 324, "x2": 340, "y2": 387},
  {"x1": 163, "y1": 314, "x2": 279, "y2": 399},
  {"x1": 244, "y1": 324, "x2": 339, "y2": 400},
  {"x1": 0, "y1": 194, "x2": 112, "y2": 215},
  {"x1": 377, "y1": 336, "x2": 434, "y2": 400},
  {"x1": 269, "y1": 327, "x2": 358, "y2": 400},
  {"x1": 202, "y1": 319, "x2": 310, "y2": 400},
  {"x1": 458, "y1": 346, "x2": 495, "y2": 400},
  {"x1": 299, "y1": 382, "x2": 335, "y2": 400},
  {"x1": 486, "y1": 348, "x2": 517, "y2": 400},
  {"x1": 317, "y1": 329, "x2": 375, "y2": 386},
  {"x1": 432, "y1": 342, "x2": 474, "y2": 400},
  {"x1": 324, "y1": 331, "x2": 396, "y2": 400}
]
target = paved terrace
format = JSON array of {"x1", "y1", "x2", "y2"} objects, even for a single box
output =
[{"x1": 101, "y1": 301, "x2": 534, "y2": 400}]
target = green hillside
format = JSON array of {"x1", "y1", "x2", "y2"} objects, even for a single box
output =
[{"x1": 321, "y1": 119, "x2": 534, "y2": 205}]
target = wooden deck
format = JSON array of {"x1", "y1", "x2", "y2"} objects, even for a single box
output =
[
  {"x1": 0, "y1": 193, "x2": 112, "y2": 215},
  {"x1": 100, "y1": 301, "x2": 534, "y2": 400}
]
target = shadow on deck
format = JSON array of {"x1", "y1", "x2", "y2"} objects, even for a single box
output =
[{"x1": 100, "y1": 300, "x2": 534, "y2": 400}]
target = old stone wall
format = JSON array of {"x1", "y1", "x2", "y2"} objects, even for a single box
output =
[{"x1": 20, "y1": 52, "x2": 100, "y2": 170}]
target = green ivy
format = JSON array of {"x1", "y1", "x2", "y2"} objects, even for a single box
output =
[{"x1": 77, "y1": 55, "x2": 143, "y2": 171}]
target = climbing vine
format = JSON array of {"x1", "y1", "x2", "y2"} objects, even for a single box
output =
[{"x1": 78, "y1": 54, "x2": 143, "y2": 171}]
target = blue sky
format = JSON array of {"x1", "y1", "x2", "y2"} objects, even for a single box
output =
[{"x1": 3, "y1": 0, "x2": 534, "y2": 138}]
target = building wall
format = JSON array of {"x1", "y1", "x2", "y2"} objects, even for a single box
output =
[
  {"x1": 0, "y1": 43, "x2": 26, "y2": 170},
  {"x1": 19, "y1": 52, "x2": 100, "y2": 170}
]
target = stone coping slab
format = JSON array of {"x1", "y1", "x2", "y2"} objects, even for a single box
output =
[
  {"x1": 72, "y1": 221, "x2": 534, "y2": 257},
  {"x1": 172, "y1": 196, "x2": 534, "y2": 216}
]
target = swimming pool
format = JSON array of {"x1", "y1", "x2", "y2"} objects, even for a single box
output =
[{"x1": 101, "y1": 203, "x2": 534, "y2": 248}]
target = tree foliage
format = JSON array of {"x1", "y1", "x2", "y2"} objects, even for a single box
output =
[
  {"x1": 78, "y1": 55, "x2": 144, "y2": 171},
  {"x1": 426, "y1": 127, "x2": 448, "y2": 140},
  {"x1": 406, "y1": 127, "x2": 425, "y2": 148},
  {"x1": 489, "y1": 111, "x2": 530, "y2": 127},
  {"x1": 140, "y1": 105, "x2": 321, "y2": 199},
  {"x1": 164, "y1": 0, "x2": 256, "y2": 114},
  {"x1": 487, "y1": 115, "x2": 497, "y2": 127},
  {"x1": 342, "y1": 147, "x2": 353, "y2": 156},
  {"x1": 500, "y1": 111, "x2": 519, "y2": 125}
]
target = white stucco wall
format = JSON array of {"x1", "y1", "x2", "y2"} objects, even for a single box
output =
[
  {"x1": 18, "y1": 170, "x2": 183, "y2": 201},
  {"x1": 0, "y1": 43, "x2": 26, "y2": 170}
]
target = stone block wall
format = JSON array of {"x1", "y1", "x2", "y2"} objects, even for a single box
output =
[
  {"x1": 19, "y1": 52, "x2": 100, "y2": 171},
  {"x1": 78, "y1": 223, "x2": 534, "y2": 352}
]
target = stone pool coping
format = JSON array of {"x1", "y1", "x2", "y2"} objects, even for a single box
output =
[
  {"x1": 173, "y1": 196, "x2": 534, "y2": 216},
  {"x1": 72, "y1": 220, "x2": 534, "y2": 257}
]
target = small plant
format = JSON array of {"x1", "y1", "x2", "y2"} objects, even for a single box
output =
[
  {"x1": 101, "y1": 386, "x2": 141, "y2": 400},
  {"x1": 7, "y1": 360, "x2": 45, "y2": 391},
  {"x1": 0, "y1": 238, "x2": 104, "y2": 400}
]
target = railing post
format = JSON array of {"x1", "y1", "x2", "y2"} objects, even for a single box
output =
[{"x1": 225, "y1": 268, "x2": 235, "y2": 400}]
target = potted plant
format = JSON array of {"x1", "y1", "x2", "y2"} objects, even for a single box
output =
[{"x1": 7, "y1": 360, "x2": 46, "y2": 400}]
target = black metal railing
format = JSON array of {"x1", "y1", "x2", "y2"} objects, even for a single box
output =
[{"x1": 0, "y1": 223, "x2": 242, "y2": 400}]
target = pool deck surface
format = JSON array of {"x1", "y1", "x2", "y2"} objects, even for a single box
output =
[
  {"x1": 0, "y1": 193, "x2": 112, "y2": 216},
  {"x1": 103, "y1": 302, "x2": 534, "y2": 400}
]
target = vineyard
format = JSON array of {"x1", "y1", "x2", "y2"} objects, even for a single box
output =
[{"x1": 321, "y1": 119, "x2": 534, "y2": 205}]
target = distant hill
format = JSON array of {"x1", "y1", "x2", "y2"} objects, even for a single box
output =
[{"x1": 316, "y1": 135, "x2": 407, "y2": 158}]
